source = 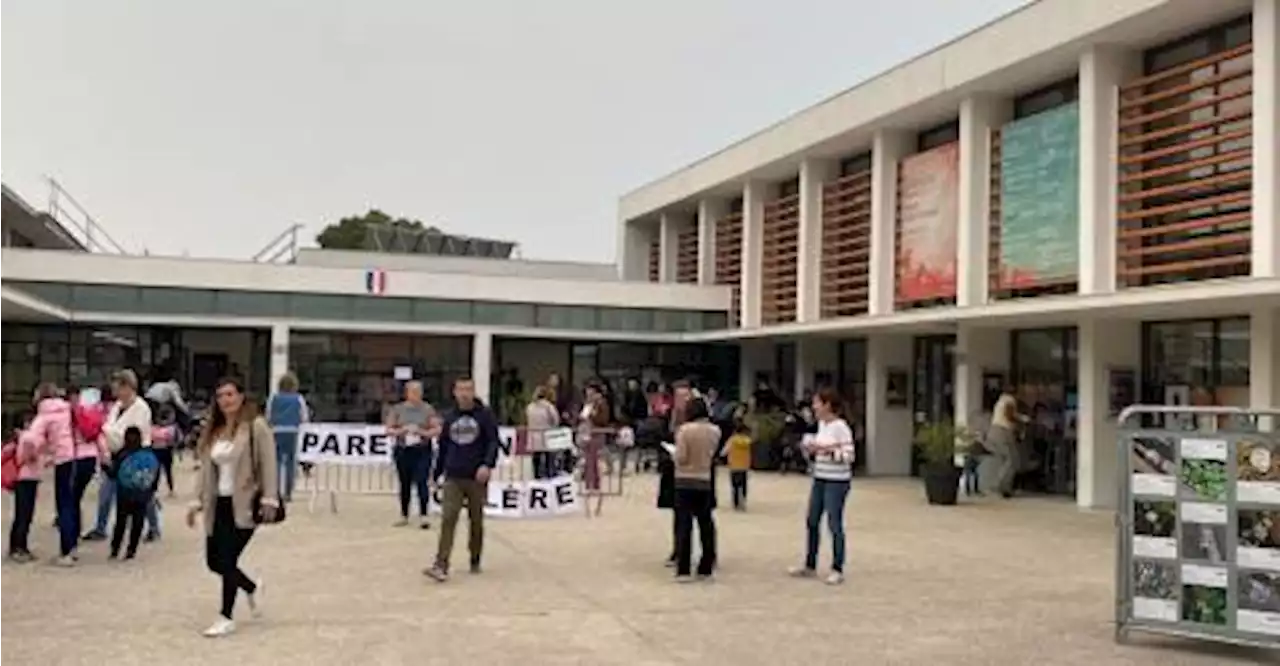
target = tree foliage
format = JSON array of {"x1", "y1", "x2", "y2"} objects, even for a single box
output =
[{"x1": 315, "y1": 209, "x2": 437, "y2": 250}]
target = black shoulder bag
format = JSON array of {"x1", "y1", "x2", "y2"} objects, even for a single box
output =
[{"x1": 248, "y1": 420, "x2": 287, "y2": 525}]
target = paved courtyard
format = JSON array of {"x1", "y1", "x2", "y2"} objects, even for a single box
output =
[{"x1": 1, "y1": 470, "x2": 1272, "y2": 665}]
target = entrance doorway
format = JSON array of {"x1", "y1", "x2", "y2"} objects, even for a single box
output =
[
  {"x1": 1011, "y1": 328, "x2": 1078, "y2": 496},
  {"x1": 911, "y1": 335, "x2": 955, "y2": 475}
]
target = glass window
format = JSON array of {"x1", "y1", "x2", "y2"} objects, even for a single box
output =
[
  {"x1": 472, "y1": 302, "x2": 535, "y2": 327},
  {"x1": 9, "y1": 282, "x2": 72, "y2": 307},
  {"x1": 1142, "y1": 317, "x2": 1248, "y2": 409},
  {"x1": 217, "y1": 291, "x2": 289, "y2": 317},
  {"x1": 413, "y1": 299, "x2": 472, "y2": 324},
  {"x1": 71, "y1": 285, "x2": 139, "y2": 312},
  {"x1": 917, "y1": 120, "x2": 959, "y2": 151},
  {"x1": 598, "y1": 308, "x2": 654, "y2": 331},
  {"x1": 1013, "y1": 77, "x2": 1079, "y2": 118},
  {"x1": 653, "y1": 310, "x2": 696, "y2": 332},
  {"x1": 839, "y1": 153, "x2": 872, "y2": 177},
  {"x1": 138, "y1": 287, "x2": 217, "y2": 314},
  {"x1": 702, "y1": 311, "x2": 729, "y2": 331},
  {"x1": 290, "y1": 294, "x2": 352, "y2": 320},
  {"x1": 350, "y1": 297, "x2": 414, "y2": 323},
  {"x1": 537, "y1": 305, "x2": 596, "y2": 329},
  {"x1": 1218, "y1": 317, "x2": 1250, "y2": 388}
]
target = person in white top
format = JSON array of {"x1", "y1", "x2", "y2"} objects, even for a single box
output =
[
  {"x1": 789, "y1": 387, "x2": 855, "y2": 585},
  {"x1": 986, "y1": 387, "x2": 1027, "y2": 498},
  {"x1": 82, "y1": 370, "x2": 158, "y2": 545}
]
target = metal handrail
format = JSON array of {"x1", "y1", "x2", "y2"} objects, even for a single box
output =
[
  {"x1": 251, "y1": 223, "x2": 302, "y2": 263},
  {"x1": 45, "y1": 177, "x2": 130, "y2": 254}
]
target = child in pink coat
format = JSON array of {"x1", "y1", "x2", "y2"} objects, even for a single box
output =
[{"x1": 6, "y1": 410, "x2": 45, "y2": 561}]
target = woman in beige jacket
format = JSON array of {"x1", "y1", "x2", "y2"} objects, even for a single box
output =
[{"x1": 185, "y1": 377, "x2": 279, "y2": 638}]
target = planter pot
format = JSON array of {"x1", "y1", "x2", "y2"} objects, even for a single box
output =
[{"x1": 922, "y1": 463, "x2": 962, "y2": 505}]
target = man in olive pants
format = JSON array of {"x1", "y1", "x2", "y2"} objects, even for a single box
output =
[{"x1": 425, "y1": 377, "x2": 500, "y2": 582}]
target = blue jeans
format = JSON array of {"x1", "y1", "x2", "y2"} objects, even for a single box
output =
[
  {"x1": 804, "y1": 478, "x2": 851, "y2": 573},
  {"x1": 55, "y1": 458, "x2": 96, "y2": 556},
  {"x1": 275, "y1": 432, "x2": 299, "y2": 501},
  {"x1": 94, "y1": 477, "x2": 160, "y2": 537}
]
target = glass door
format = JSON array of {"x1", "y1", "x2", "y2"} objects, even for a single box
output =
[{"x1": 912, "y1": 335, "x2": 955, "y2": 475}]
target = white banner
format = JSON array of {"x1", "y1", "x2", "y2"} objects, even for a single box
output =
[
  {"x1": 428, "y1": 474, "x2": 579, "y2": 518},
  {"x1": 298, "y1": 423, "x2": 395, "y2": 465}
]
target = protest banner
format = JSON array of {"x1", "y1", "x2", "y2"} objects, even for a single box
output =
[
  {"x1": 298, "y1": 423, "x2": 394, "y2": 465},
  {"x1": 427, "y1": 473, "x2": 579, "y2": 519}
]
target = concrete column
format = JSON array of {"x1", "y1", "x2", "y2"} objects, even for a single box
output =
[
  {"x1": 471, "y1": 330, "x2": 494, "y2": 405},
  {"x1": 269, "y1": 323, "x2": 290, "y2": 395},
  {"x1": 1254, "y1": 0, "x2": 1280, "y2": 278},
  {"x1": 1251, "y1": 308, "x2": 1280, "y2": 431},
  {"x1": 617, "y1": 220, "x2": 652, "y2": 281},
  {"x1": 1079, "y1": 46, "x2": 1141, "y2": 294},
  {"x1": 869, "y1": 130, "x2": 913, "y2": 316},
  {"x1": 958, "y1": 95, "x2": 1012, "y2": 307},
  {"x1": 865, "y1": 334, "x2": 913, "y2": 475},
  {"x1": 741, "y1": 181, "x2": 767, "y2": 328},
  {"x1": 798, "y1": 159, "x2": 834, "y2": 323},
  {"x1": 794, "y1": 337, "x2": 839, "y2": 401},
  {"x1": 696, "y1": 199, "x2": 724, "y2": 285},
  {"x1": 1077, "y1": 318, "x2": 1141, "y2": 509},
  {"x1": 658, "y1": 212, "x2": 682, "y2": 283},
  {"x1": 954, "y1": 324, "x2": 1008, "y2": 432}
]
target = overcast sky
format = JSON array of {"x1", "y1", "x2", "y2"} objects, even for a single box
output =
[{"x1": 3, "y1": 0, "x2": 1028, "y2": 262}]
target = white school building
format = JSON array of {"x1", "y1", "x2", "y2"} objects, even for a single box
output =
[{"x1": 3, "y1": 0, "x2": 1279, "y2": 510}]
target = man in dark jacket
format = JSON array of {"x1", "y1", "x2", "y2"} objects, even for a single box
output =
[{"x1": 425, "y1": 377, "x2": 499, "y2": 582}]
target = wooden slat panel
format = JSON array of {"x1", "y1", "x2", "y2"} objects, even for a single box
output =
[
  {"x1": 761, "y1": 191, "x2": 799, "y2": 325},
  {"x1": 820, "y1": 167, "x2": 872, "y2": 318},
  {"x1": 1116, "y1": 35, "x2": 1253, "y2": 288},
  {"x1": 647, "y1": 237, "x2": 659, "y2": 283},
  {"x1": 675, "y1": 224, "x2": 699, "y2": 284},
  {"x1": 714, "y1": 213, "x2": 743, "y2": 327}
]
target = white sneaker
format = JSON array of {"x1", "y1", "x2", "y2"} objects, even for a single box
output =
[
  {"x1": 787, "y1": 565, "x2": 816, "y2": 578},
  {"x1": 202, "y1": 618, "x2": 236, "y2": 638},
  {"x1": 825, "y1": 572, "x2": 845, "y2": 585},
  {"x1": 52, "y1": 555, "x2": 76, "y2": 568},
  {"x1": 247, "y1": 579, "x2": 263, "y2": 618}
]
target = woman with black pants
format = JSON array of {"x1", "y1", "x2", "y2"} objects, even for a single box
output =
[
  {"x1": 185, "y1": 377, "x2": 279, "y2": 638},
  {"x1": 672, "y1": 398, "x2": 720, "y2": 582}
]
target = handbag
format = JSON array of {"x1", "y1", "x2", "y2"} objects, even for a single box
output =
[{"x1": 248, "y1": 421, "x2": 286, "y2": 525}]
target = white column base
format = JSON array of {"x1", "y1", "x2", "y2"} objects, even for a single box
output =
[
  {"x1": 1076, "y1": 319, "x2": 1140, "y2": 509},
  {"x1": 1251, "y1": 307, "x2": 1280, "y2": 431},
  {"x1": 472, "y1": 330, "x2": 494, "y2": 405},
  {"x1": 269, "y1": 323, "x2": 290, "y2": 395},
  {"x1": 865, "y1": 335, "x2": 913, "y2": 476}
]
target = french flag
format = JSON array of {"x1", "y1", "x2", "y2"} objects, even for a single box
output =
[{"x1": 365, "y1": 268, "x2": 387, "y2": 295}]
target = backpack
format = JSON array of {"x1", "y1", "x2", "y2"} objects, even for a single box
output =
[
  {"x1": 116, "y1": 449, "x2": 160, "y2": 495},
  {"x1": 1, "y1": 446, "x2": 18, "y2": 493},
  {"x1": 74, "y1": 403, "x2": 106, "y2": 442}
]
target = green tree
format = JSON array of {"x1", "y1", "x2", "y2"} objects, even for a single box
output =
[{"x1": 315, "y1": 209, "x2": 431, "y2": 249}]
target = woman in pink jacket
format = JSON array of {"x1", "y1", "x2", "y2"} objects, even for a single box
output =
[
  {"x1": 24, "y1": 383, "x2": 88, "y2": 566},
  {"x1": 6, "y1": 410, "x2": 44, "y2": 562}
]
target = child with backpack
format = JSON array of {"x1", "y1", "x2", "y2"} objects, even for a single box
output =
[
  {"x1": 108, "y1": 426, "x2": 160, "y2": 560},
  {"x1": 5, "y1": 411, "x2": 41, "y2": 562}
]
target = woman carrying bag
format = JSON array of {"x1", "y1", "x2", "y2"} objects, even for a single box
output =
[{"x1": 185, "y1": 377, "x2": 283, "y2": 638}]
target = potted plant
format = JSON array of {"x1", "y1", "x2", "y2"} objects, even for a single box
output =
[{"x1": 914, "y1": 421, "x2": 965, "y2": 505}]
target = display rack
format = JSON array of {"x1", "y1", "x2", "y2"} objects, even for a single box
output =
[{"x1": 1116, "y1": 405, "x2": 1280, "y2": 650}]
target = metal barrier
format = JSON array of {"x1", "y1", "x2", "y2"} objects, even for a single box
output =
[
  {"x1": 1115, "y1": 405, "x2": 1280, "y2": 650},
  {"x1": 298, "y1": 425, "x2": 637, "y2": 514}
]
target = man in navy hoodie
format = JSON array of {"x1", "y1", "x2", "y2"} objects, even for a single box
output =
[{"x1": 425, "y1": 377, "x2": 499, "y2": 582}]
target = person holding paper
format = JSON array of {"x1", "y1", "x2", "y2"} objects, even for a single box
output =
[
  {"x1": 788, "y1": 387, "x2": 855, "y2": 585},
  {"x1": 386, "y1": 381, "x2": 440, "y2": 529},
  {"x1": 672, "y1": 397, "x2": 720, "y2": 582}
]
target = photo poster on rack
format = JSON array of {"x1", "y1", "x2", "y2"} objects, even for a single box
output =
[{"x1": 1235, "y1": 437, "x2": 1280, "y2": 636}]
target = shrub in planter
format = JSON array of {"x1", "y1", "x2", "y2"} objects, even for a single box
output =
[{"x1": 914, "y1": 421, "x2": 966, "y2": 505}]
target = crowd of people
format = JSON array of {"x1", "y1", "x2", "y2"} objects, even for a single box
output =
[{"x1": 4, "y1": 366, "x2": 861, "y2": 640}]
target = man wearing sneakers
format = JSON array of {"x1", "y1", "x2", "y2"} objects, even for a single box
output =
[{"x1": 424, "y1": 377, "x2": 499, "y2": 582}]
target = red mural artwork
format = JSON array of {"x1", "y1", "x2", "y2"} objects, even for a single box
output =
[{"x1": 896, "y1": 143, "x2": 960, "y2": 301}]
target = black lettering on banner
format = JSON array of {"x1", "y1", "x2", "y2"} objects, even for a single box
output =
[
  {"x1": 555, "y1": 480, "x2": 575, "y2": 507},
  {"x1": 300, "y1": 432, "x2": 320, "y2": 454},
  {"x1": 368, "y1": 432, "x2": 389, "y2": 457},
  {"x1": 495, "y1": 432, "x2": 514, "y2": 459},
  {"x1": 346, "y1": 434, "x2": 366, "y2": 457},
  {"x1": 528, "y1": 485, "x2": 548, "y2": 510},
  {"x1": 501, "y1": 486, "x2": 520, "y2": 510},
  {"x1": 319, "y1": 434, "x2": 341, "y2": 456}
]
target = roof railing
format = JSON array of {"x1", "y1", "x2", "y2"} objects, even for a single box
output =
[
  {"x1": 45, "y1": 177, "x2": 131, "y2": 254},
  {"x1": 252, "y1": 223, "x2": 302, "y2": 263}
]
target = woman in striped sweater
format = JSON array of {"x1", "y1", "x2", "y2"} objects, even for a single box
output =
[{"x1": 788, "y1": 387, "x2": 855, "y2": 585}]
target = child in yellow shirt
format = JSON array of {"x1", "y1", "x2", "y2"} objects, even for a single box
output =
[{"x1": 726, "y1": 425, "x2": 753, "y2": 511}]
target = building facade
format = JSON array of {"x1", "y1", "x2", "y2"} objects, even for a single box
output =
[{"x1": 617, "y1": 0, "x2": 1280, "y2": 508}]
